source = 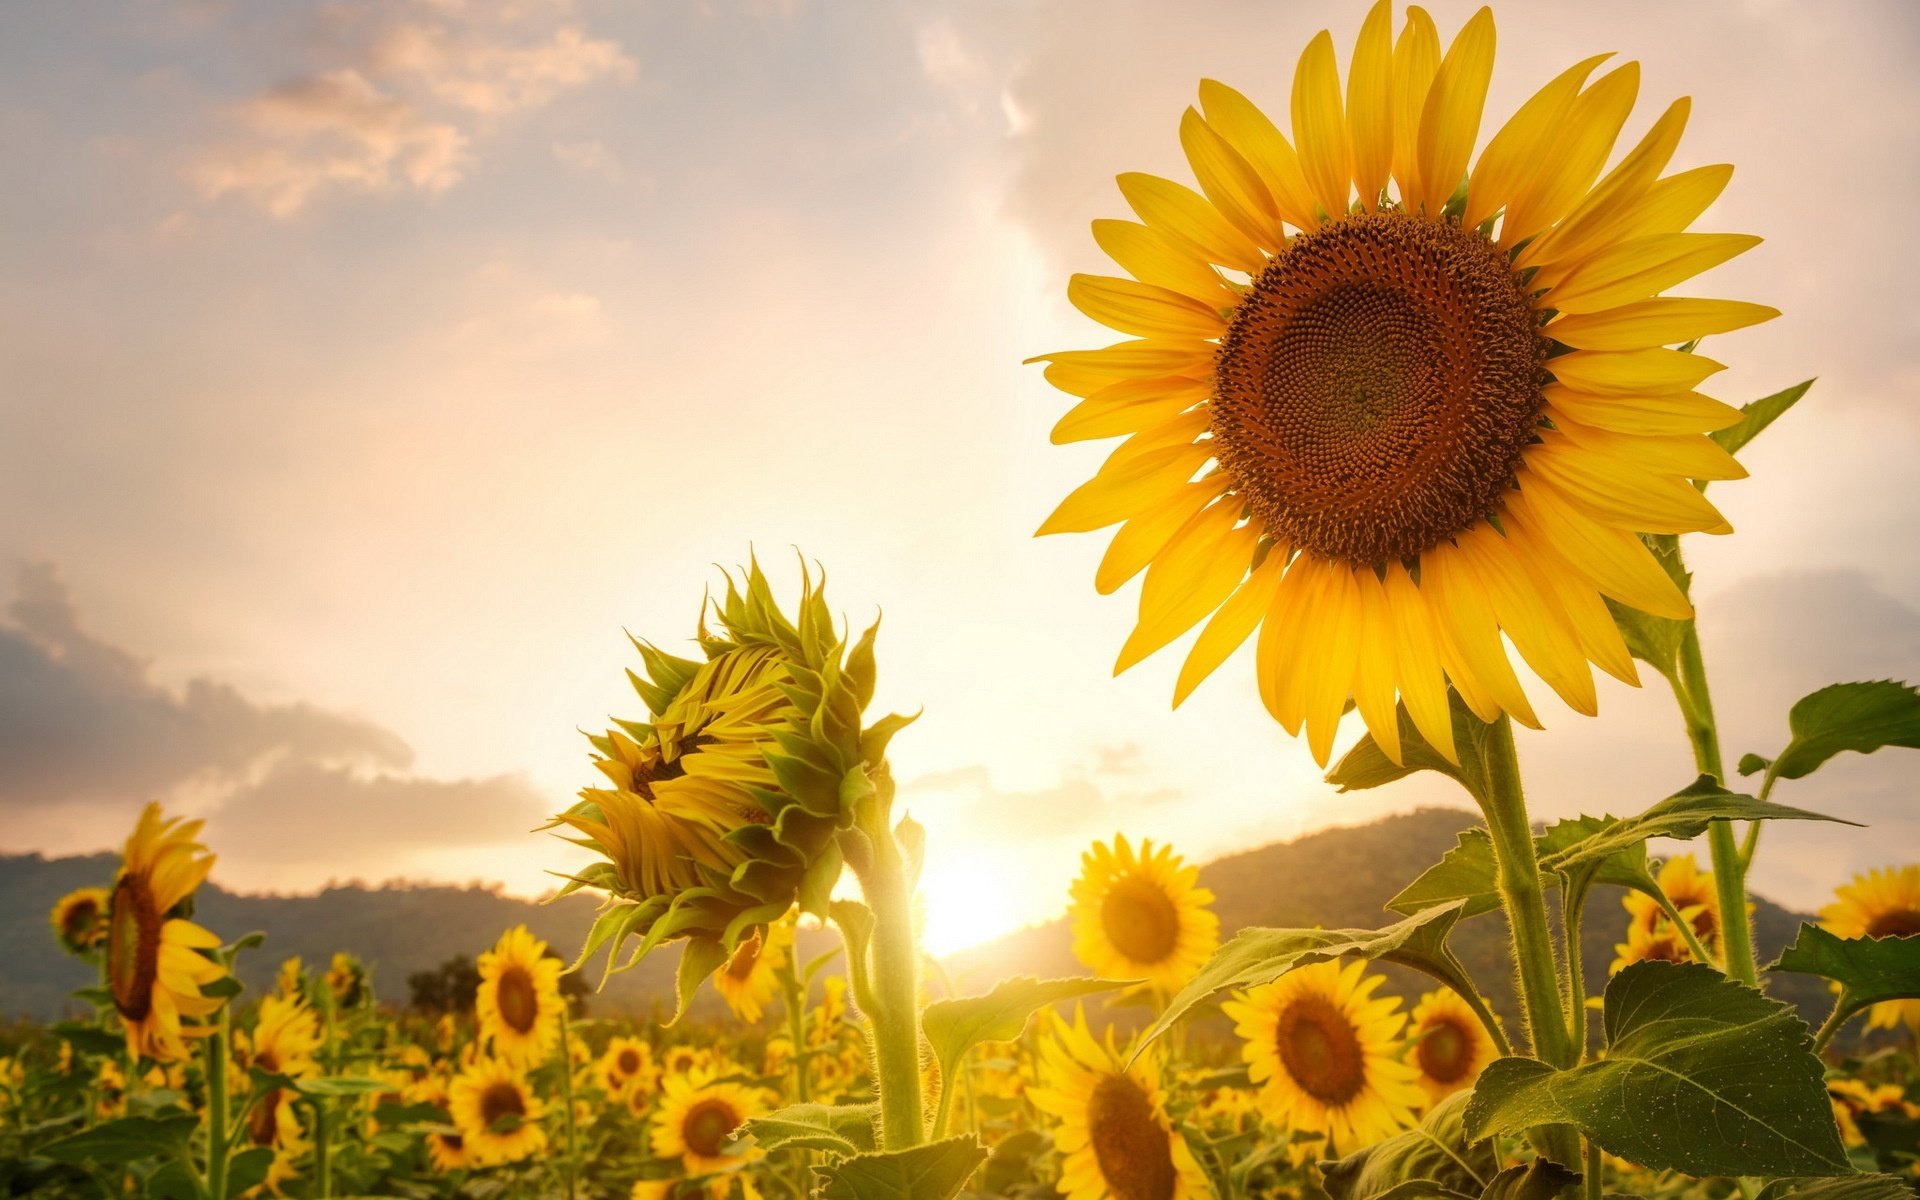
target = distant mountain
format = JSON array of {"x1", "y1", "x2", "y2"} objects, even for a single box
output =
[{"x1": 1, "y1": 809, "x2": 1829, "y2": 1035}]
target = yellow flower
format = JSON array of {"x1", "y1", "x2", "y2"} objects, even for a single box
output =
[
  {"x1": 1069, "y1": 835, "x2": 1220, "y2": 996},
  {"x1": 649, "y1": 1071, "x2": 767, "y2": 1175},
  {"x1": 323, "y1": 952, "x2": 367, "y2": 1008},
  {"x1": 105, "y1": 802, "x2": 228, "y2": 1063},
  {"x1": 601, "y1": 1035, "x2": 658, "y2": 1100},
  {"x1": 247, "y1": 994, "x2": 324, "y2": 1079},
  {"x1": 244, "y1": 1089, "x2": 310, "y2": 1197},
  {"x1": 1405, "y1": 989, "x2": 1498, "y2": 1105},
  {"x1": 1609, "y1": 920, "x2": 1691, "y2": 975},
  {"x1": 475, "y1": 925, "x2": 565, "y2": 1069},
  {"x1": 711, "y1": 916, "x2": 793, "y2": 1023},
  {"x1": 1827, "y1": 1078, "x2": 1920, "y2": 1148},
  {"x1": 1819, "y1": 865, "x2": 1920, "y2": 1033},
  {"x1": 448, "y1": 1057, "x2": 547, "y2": 1167},
  {"x1": 275, "y1": 957, "x2": 304, "y2": 1000},
  {"x1": 51, "y1": 886, "x2": 109, "y2": 955},
  {"x1": 1623, "y1": 853, "x2": 1723, "y2": 953},
  {"x1": 660, "y1": 1044, "x2": 709, "y2": 1080},
  {"x1": 1034, "y1": 1, "x2": 1772, "y2": 765},
  {"x1": 425, "y1": 1128, "x2": 470, "y2": 1173},
  {"x1": 1026, "y1": 1008, "x2": 1211, "y2": 1200},
  {"x1": 1222, "y1": 959, "x2": 1423, "y2": 1151}
]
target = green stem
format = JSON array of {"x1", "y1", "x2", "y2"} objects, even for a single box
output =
[
  {"x1": 204, "y1": 1008, "x2": 232, "y2": 1200},
  {"x1": 1811, "y1": 1001, "x2": 1856, "y2": 1055},
  {"x1": 1674, "y1": 623, "x2": 1759, "y2": 986},
  {"x1": 784, "y1": 970, "x2": 811, "y2": 1105},
  {"x1": 1649, "y1": 886, "x2": 1716, "y2": 968},
  {"x1": 858, "y1": 830, "x2": 926, "y2": 1150},
  {"x1": 1562, "y1": 886, "x2": 1590, "y2": 1062},
  {"x1": 558, "y1": 1012, "x2": 578, "y2": 1200},
  {"x1": 1585, "y1": 1137, "x2": 1602, "y2": 1200},
  {"x1": 315, "y1": 994, "x2": 334, "y2": 1200}
]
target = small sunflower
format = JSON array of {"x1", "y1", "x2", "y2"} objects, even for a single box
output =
[
  {"x1": 1405, "y1": 989, "x2": 1498, "y2": 1105},
  {"x1": 1819, "y1": 865, "x2": 1920, "y2": 1033},
  {"x1": 448, "y1": 1057, "x2": 548, "y2": 1167},
  {"x1": 244, "y1": 1088, "x2": 310, "y2": 1196},
  {"x1": 475, "y1": 925, "x2": 564, "y2": 1068},
  {"x1": 1609, "y1": 920, "x2": 1691, "y2": 974},
  {"x1": 1222, "y1": 959, "x2": 1423, "y2": 1150},
  {"x1": 1069, "y1": 835, "x2": 1220, "y2": 996},
  {"x1": 711, "y1": 917, "x2": 793, "y2": 1023},
  {"x1": 649, "y1": 1071, "x2": 767, "y2": 1174},
  {"x1": 425, "y1": 1127, "x2": 470, "y2": 1173},
  {"x1": 274, "y1": 957, "x2": 305, "y2": 1000},
  {"x1": 246, "y1": 993, "x2": 324, "y2": 1079},
  {"x1": 324, "y1": 952, "x2": 367, "y2": 1009},
  {"x1": 105, "y1": 802, "x2": 228, "y2": 1063},
  {"x1": 661, "y1": 1044, "x2": 709, "y2": 1080},
  {"x1": 51, "y1": 886, "x2": 109, "y2": 955},
  {"x1": 601, "y1": 1035, "x2": 657, "y2": 1099},
  {"x1": 1623, "y1": 853, "x2": 1722, "y2": 952},
  {"x1": 1027, "y1": 1008, "x2": 1210, "y2": 1200},
  {"x1": 1034, "y1": 1, "x2": 1773, "y2": 765}
]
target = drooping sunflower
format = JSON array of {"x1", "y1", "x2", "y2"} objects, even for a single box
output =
[
  {"x1": 245, "y1": 1088, "x2": 310, "y2": 1196},
  {"x1": 51, "y1": 886, "x2": 109, "y2": 955},
  {"x1": 247, "y1": 993, "x2": 324, "y2": 1079},
  {"x1": 475, "y1": 925, "x2": 565, "y2": 1068},
  {"x1": 105, "y1": 802, "x2": 228, "y2": 1063},
  {"x1": 1027, "y1": 1008, "x2": 1211, "y2": 1200},
  {"x1": 711, "y1": 915, "x2": 793, "y2": 1023},
  {"x1": 1034, "y1": 1, "x2": 1773, "y2": 765},
  {"x1": 649, "y1": 1070, "x2": 767, "y2": 1175},
  {"x1": 1222, "y1": 958, "x2": 1423, "y2": 1150},
  {"x1": 1819, "y1": 865, "x2": 1920, "y2": 1033},
  {"x1": 1404, "y1": 989, "x2": 1498, "y2": 1105},
  {"x1": 1069, "y1": 835, "x2": 1220, "y2": 996},
  {"x1": 323, "y1": 952, "x2": 367, "y2": 1009},
  {"x1": 1623, "y1": 853, "x2": 1722, "y2": 952},
  {"x1": 448, "y1": 1057, "x2": 548, "y2": 1167}
]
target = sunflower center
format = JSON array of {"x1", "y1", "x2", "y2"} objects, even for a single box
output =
[
  {"x1": 249, "y1": 1090, "x2": 282, "y2": 1146},
  {"x1": 106, "y1": 875, "x2": 162, "y2": 1023},
  {"x1": 496, "y1": 965, "x2": 539, "y2": 1034},
  {"x1": 1086, "y1": 1073, "x2": 1178, "y2": 1200},
  {"x1": 682, "y1": 1097, "x2": 743, "y2": 1158},
  {"x1": 63, "y1": 897, "x2": 100, "y2": 940},
  {"x1": 617, "y1": 1048, "x2": 642, "y2": 1076},
  {"x1": 479, "y1": 1081, "x2": 527, "y2": 1129},
  {"x1": 1212, "y1": 210, "x2": 1546, "y2": 566},
  {"x1": 1415, "y1": 1017, "x2": 1473, "y2": 1085},
  {"x1": 1100, "y1": 875, "x2": 1181, "y2": 965},
  {"x1": 726, "y1": 933, "x2": 764, "y2": 979},
  {"x1": 1276, "y1": 993, "x2": 1366, "y2": 1105},
  {"x1": 1866, "y1": 909, "x2": 1920, "y2": 939}
]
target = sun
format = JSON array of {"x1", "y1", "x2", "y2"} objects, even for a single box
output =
[{"x1": 918, "y1": 853, "x2": 1025, "y2": 957}]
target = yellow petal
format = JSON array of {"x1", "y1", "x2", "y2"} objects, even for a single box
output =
[
  {"x1": 1096, "y1": 479, "x2": 1224, "y2": 593},
  {"x1": 1117, "y1": 172, "x2": 1265, "y2": 275},
  {"x1": 1522, "y1": 431, "x2": 1727, "y2": 534},
  {"x1": 1463, "y1": 53, "x2": 1609, "y2": 231},
  {"x1": 1549, "y1": 348, "x2": 1726, "y2": 396},
  {"x1": 1037, "y1": 442, "x2": 1211, "y2": 535},
  {"x1": 1180, "y1": 109, "x2": 1288, "y2": 250},
  {"x1": 1293, "y1": 30, "x2": 1352, "y2": 221},
  {"x1": 1302, "y1": 560, "x2": 1363, "y2": 766},
  {"x1": 1067, "y1": 273, "x2": 1226, "y2": 339},
  {"x1": 1453, "y1": 526, "x2": 1596, "y2": 717},
  {"x1": 1175, "y1": 548, "x2": 1286, "y2": 705},
  {"x1": 1502, "y1": 476, "x2": 1692, "y2": 619},
  {"x1": 1091, "y1": 218, "x2": 1235, "y2": 307},
  {"x1": 1256, "y1": 555, "x2": 1320, "y2": 732},
  {"x1": 1116, "y1": 502, "x2": 1262, "y2": 672},
  {"x1": 1198, "y1": 79, "x2": 1322, "y2": 231},
  {"x1": 1389, "y1": 7, "x2": 1441, "y2": 206},
  {"x1": 1520, "y1": 97, "x2": 1688, "y2": 271},
  {"x1": 1545, "y1": 233, "x2": 1761, "y2": 315},
  {"x1": 1031, "y1": 340, "x2": 1215, "y2": 398},
  {"x1": 1547, "y1": 413, "x2": 1748, "y2": 481},
  {"x1": 1505, "y1": 517, "x2": 1638, "y2": 686},
  {"x1": 1413, "y1": 6, "x2": 1496, "y2": 215},
  {"x1": 1547, "y1": 298, "x2": 1778, "y2": 351},
  {"x1": 1607, "y1": 163, "x2": 1733, "y2": 241},
  {"x1": 1383, "y1": 561, "x2": 1456, "y2": 761},
  {"x1": 1053, "y1": 375, "x2": 1210, "y2": 445},
  {"x1": 1539, "y1": 383, "x2": 1743, "y2": 435},
  {"x1": 1422, "y1": 537, "x2": 1541, "y2": 728},
  {"x1": 1350, "y1": 566, "x2": 1402, "y2": 764},
  {"x1": 1103, "y1": 408, "x2": 1212, "y2": 468},
  {"x1": 1501, "y1": 60, "x2": 1640, "y2": 246},
  {"x1": 1347, "y1": 0, "x2": 1395, "y2": 210}
]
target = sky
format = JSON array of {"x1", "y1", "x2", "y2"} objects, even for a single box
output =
[{"x1": 2, "y1": 0, "x2": 1917, "y2": 957}]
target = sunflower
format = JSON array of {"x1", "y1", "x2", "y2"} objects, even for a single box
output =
[
  {"x1": 475, "y1": 925, "x2": 564, "y2": 1068},
  {"x1": 1027, "y1": 1008, "x2": 1210, "y2": 1200},
  {"x1": 1819, "y1": 865, "x2": 1920, "y2": 1033},
  {"x1": 1609, "y1": 920, "x2": 1691, "y2": 974},
  {"x1": 1222, "y1": 958, "x2": 1423, "y2": 1150},
  {"x1": 711, "y1": 917, "x2": 793, "y2": 1023},
  {"x1": 1069, "y1": 835, "x2": 1220, "y2": 996},
  {"x1": 1623, "y1": 853, "x2": 1722, "y2": 952},
  {"x1": 324, "y1": 952, "x2": 367, "y2": 1009},
  {"x1": 601, "y1": 1035, "x2": 658, "y2": 1099},
  {"x1": 245, "y1": 1088, "x2": 310, "y2": 1196},
  {"x1": 425, "y1": 1128, "x2": 470, "y2": 1173},
  {"x1": 1828, "y1": 1078, "x2": 1920, "y2": 1149},
  {"x1": 105, "y1": 803, "x2": 228, "y2": 1063},
  {"x1": 246, "y1": 993, "x2": 324, "y2": 1079},
  {"x1": 51, "y1": 886, "x2": 109, "y2": 955},
  {"x1": 661, "y1": 1044, "x2": 709, "y2": 1080},
  {"x1": 650, "y1": 1071, "x2": 767, "y2": 1174},
  {"x1": 1034, "y1": 1, "x2": 1772, "y2": 765},
  {"x1": 1405, "y1": 989, "x2": 1498, "y2": 1105},
  {"x1": 449, "y1": 1057, "x2": 548, "y2": 1167}
]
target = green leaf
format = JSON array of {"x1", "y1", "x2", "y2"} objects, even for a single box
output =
[
  {"x1": 1535, "y1": 776, "x2": 1853, "y2": 878},
  {"x1": 1755, "y1": 1177, "x2": 1915, "y2": 1200},
  {"x1": 1480, "y1": 1160, "x2": 1582, "y2": 1200},
  {"x1": 922, "y1": 977, "x2": 1128, "y2": 1084},
  {"x1": 145, "y1": 1161, "x2": 200, "y2": 1200},
  {"x1": 1134, "y1": 902, "x2": 1484, "y2": 1060},
  {"x1": 1465, "y1": 961, "x2": 1849, "y2": 1177},
  {"x1": 223, "y1": 1146, "x2": 277, "y2": 1198},
  {"x1": 1606, "y1": 598, "x2": 1688, "y2": 682},
  {"x1": 670, "y1": 936, "x2": 728, "y2": 1026},
  {"x1": 740, "y1": 1102, "x2": 878, "y2": 1157},
  {"x1": 1327, "y1": 703, "x2": 1470, "y2": 796},
  {"x1": 1768, "y1": 681, "x2": 1920, "y2": 781},
  {"x1": 979, "y1": 1128, "x2": 1049, "y2": 1195},
  {"x1": 812, "y1": 1134, "x2": 988, "y2": 1200},
  {"x1": 1711, "y1": 379, "x2": 1813, "y2": 457},
  {"x1": 1321, "y1": 1092, "x2": 1498, "y2": 1200},
  {"x1": 1387, "y1": 829, "x2": 1501, "y2": 918},
  {"x1": 1770, "y1": 924, "x2": 1920, "y2": 1028},
  {"x1": 38, "y1": 1114, "x2": 198, "y2": 1164},
  {"x1": 50, "y1": 1021, "x2": 129, "y2": 1058}
]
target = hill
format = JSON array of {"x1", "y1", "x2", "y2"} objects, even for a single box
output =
[{"x1": 1, "y1": 809, "x2": 1829, "y2": 1034}]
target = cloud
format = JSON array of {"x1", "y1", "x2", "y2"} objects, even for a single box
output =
[{"x1": 192, "y1": 0, "x2": 633, "y2": 216}]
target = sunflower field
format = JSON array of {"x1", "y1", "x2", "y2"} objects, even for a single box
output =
[{"x1": 4, "y1": 2, "x2": 1920, "y2": 1199}]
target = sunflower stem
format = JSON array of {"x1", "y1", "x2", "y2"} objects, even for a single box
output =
[
  {"x1": 557, "y1": 1011, "x2": 578, "y2": 1200},
  {"x1": 1584, "y1": 1136, "x2": 1603, "y2": 1200},
  {"x1": 1648, "y1": 882, "x2": 1717, "y2": 968},
  {"x1": 1673, "y1": 621, "x2": 1759, "y2": 986},
  {"x1": 204, "y1": 1005, "x2": 232, "y2": 1200},
  {"x1": 1562, "y1": 885, "x2": 1590, "y2": 1062},
  {"x1": 848, "y1": 768, "x2": 926, "y2": 1151}
]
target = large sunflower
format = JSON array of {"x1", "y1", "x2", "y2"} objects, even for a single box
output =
[
  {"x1": 649, "y1": 1070, "x2": 767, "y2": 1175},
  {"x1": 51, "y1": 886, "x2": 109, "y2": 955},
  {"x1": 105, "y1": 803, "x2": 228, "y2": 1063},
  {"x1": 711, "y1": 916, "x2": 793, "y2": 1023},
  {"x1": 448, "y1": 1057, "x2": 548, "y2": 1167},
  {"x1": 1404, "y1": 988, "x2": 1498, "y2": 1105},
  {"x1": 1034, "y1": 1, "x2": 1772, "y2": 765},
  {"x1": 1027, "y1": 1008, "x2": 1210, "y2": 1200},
  {"x1": 1069, "y1": 835, "x2": 1220, "y2": 996},
  {"x1": 475, "y1": 925, "x2": 565, "y2": 1068},
  {"x1": 1222, "y1": 958, "x2": 1423, "y2": 1150},
  {"x1": 1819, "y1": 865, "x2": 1920, "y2": 1033}
]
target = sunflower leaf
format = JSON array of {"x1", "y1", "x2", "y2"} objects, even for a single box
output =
[
  {"x1": 37, "y1": 1114, "x2": 199, "y2": 1164},
  {"x1": 1464, "y1": 961, "x2": 1850, "y2": 1176},
  {"x1": 223, "y1": 1146, "x2": 277, "y2": 1199},
  {"x1": 1321, "y1": 1092, "x2": 1499, "y2": 1200},
  {"x1": 1536, "y1": 776, "x2": 1853, "y2": 878},
  {"x1": 1765, "y1": 680, "x2": 1920, "y2": 781},
  {"x1": 740, "y1": 1102, "x2": 878, "y2": 1158},
  {"x1": 1769, "y1": 924, "x2": 1920, "y2": 1029},
  {"x1": 1755, "y1": 1176, "x2": 1917, "y2": 1200},
  {"x1": 1131, "y1": 901, "x2": 1480, "y2": 1061},
  {"x1": 1711, "y1": 378, "x2": 1813, "y2": 457},
  {"x1": 812, "y1": 1133, "x2": 988, "y2": 1200},
  {"x1": 922, "y1": 977, "x2": 1130, "y2": 1085},
  {"x1": 1479, "y1": 1158, "x2": 1583, "y2": 1200},
  {"x1": 1387, "y1": 829, "x2": 1502, "y2": 918},
  {"x1": 668, "y1": 936, "x2": 728, "y2": 1027}
]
